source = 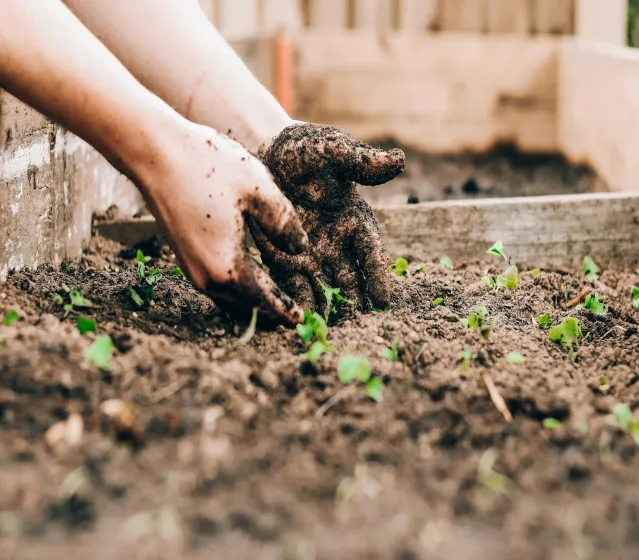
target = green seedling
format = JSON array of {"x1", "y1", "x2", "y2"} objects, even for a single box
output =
[
  {"x1": 84, "y1": 336, "x2": 113, "y2": 371},
  {"x1": 54, "y1": 285, "x2": 92, "y2": 315},
  {"x1": 379, "y1": 338, "x2": 400, "y2": 362},
  {"x1": 543, "y1": 418, "x2": 561, "y2": 430},
  {"x1": 577, "y1": 292, "x2": 607, "y2": 315},
  {"x1": 487, "y1": 240, "x2": 507, "y2": 262},
  {"x1": 538, "y1": 313, "x2": 552, "y2": 327},
  {"x1": 529, "y1": 269, "x2": 541, "y2": 276},
  {"x1": 440, "y1": 257, "x2": 454, "y2": 270},
  {"x1": 389, "y1": 257, "x2": 408, "y2": 277},
  {"x1": 77, "y1": 316, "x2": 96, "y2": 335},
  {"x1": 2, "y1": 310, "x2": 19, "y2": 326},
  {"x1": 605, "y1": 403, "x2": 639, "y2": 446},
  {"x1": 69, "y1": 290, "x2": 92, "y2": 308},
  {"x1": 415, "y1": 264, "x2": 425, "y2": 273},
  {"x1": 317, "y1": 278, "x2": 354, "y2": 321},
  {"x1": 583, "y1": 256, "x2": 600, "y2": 282},
  {"x1": 338, "y1": 356, "x2": 384, "y2": 402},
  {"x1": 297, "y1": 310, "x2": 331, "y2": 348},
  {"x1": 496, "y1": 266, "x2": 518, "y2": 290},
  {"x1": 62, "y1": 262, "x2": 72, "y2": 273},
  {"x1": 432, "y1": 298, "x2": 444, "y2": 307},
  {"x1": 454, "y1": 349, "x2": 474, "y2": 377},
  {"x1": 473, "y1": 449, "x2": 511, "y2": 512},
  {"x1": 460, "y1": 306, "x2": 495, "y2": 340},
  {"x1": 129, "y1": 252, "x2": 164, "y2": 305},
  {"x1": 136, "y1": 249, "x2": 152, "y2": 277},
  {"x1": 128, "y1": 283, "x2": 144, "y2": 307},
  {"x1": 372, "y1": 306, "x2": 391, "y2": 313},
  {"x1": 632, "y1": 286, "x2": 639, "y2": 311},
  {"x1": 481, "y1": 275, "x2": 496, "y2": 290},
  {"x1": 302, "y1": 341, "x2": 330, "y2": 366},
  {"x1": 169, "y1": 268, "x2": 184, "y2": 277},
  {"x1": 237, "y1": 308, "x2": 258, "y2": 345},
  {"x1": 505, "y1": 352, "x2": 525, "y2": 365},
  {"x1": 549, "y1": 317, "x2": 582, "y2": 350}
]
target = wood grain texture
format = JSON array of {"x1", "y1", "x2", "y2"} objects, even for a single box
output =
[
  {"x1": 309, "y1": 0, "x2": 348, "y2": 29},
  {"x1": 487, "y1": 0, "x2": 531, "y2": 34},
  {"x1": 353, "y1": 0, "x2": 394, "y2": 31},
  {"x1": 397, "y1": 0, "x2": 439, "y2": 32},
  {"x1": 94, "y1": 194, "x2": 639, "y2": 268},
  {"x1": 440, "y1": 0, "x2": 487, "y2": 33},
  {"x1": 533, "y1": 0, "x2": 574, "y2": 35}
]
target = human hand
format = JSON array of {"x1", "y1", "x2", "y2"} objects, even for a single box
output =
[
  {"x1": 250, "y1": 123, "x2": 405, "y2": 314},
  {"x1": 139, "y1": 122, "x2": 308, "y2": 325}
]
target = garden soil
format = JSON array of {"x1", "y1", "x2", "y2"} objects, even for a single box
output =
[{"x1": 1, "y1": 234, "x2": 639, "y2": 560}]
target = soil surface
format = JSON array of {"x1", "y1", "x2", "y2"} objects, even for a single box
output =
[
  {"x1": 366, "y1": 143, "x2": 607, "y2": 207},
  {"x1": 1, "y1": 236, "x2": 639, "y2": 560}
]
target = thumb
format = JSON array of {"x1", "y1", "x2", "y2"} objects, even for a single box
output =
[
  {"x1": 337, "y1": 142, "x2": 406, "y2": 186},
  {"x1": 245, "y1": 174, "x2": 308, "y2": 255}
]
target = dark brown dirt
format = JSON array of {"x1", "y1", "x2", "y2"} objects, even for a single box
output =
[
  {"x1": 1, "y1": 236, "x2": 639, "y2": 560},
  {"x1": 366, "y1": 143, "x2": 607, "y2": 207}
]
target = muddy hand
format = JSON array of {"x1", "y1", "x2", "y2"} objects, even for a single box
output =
[
  {"x1": 139, "y1": 123, "x2": 308, "y2": 325},
  {"x1": 250, "y1": 123, "x2": 405, "y2": 313}
]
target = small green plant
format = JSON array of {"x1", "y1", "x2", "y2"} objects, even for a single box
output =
[
  {"x1": 529, "y1": 269, "x2": 541, "y2": 276},
  {"x1": 389, "y1": 257, "x2": 408, "y2": 277},
  {"x1": 632, "y1": 286, "x2": 639, "y2": 311},
  {"x1": 577, "y1": 293, "x2": 607, "y2": 315},
  {"x1": 505, "y1": 353, "x2": 525, "y2": 365},
  {"x1": 84, "y1": 336, "x2": 113, "y2": 371},
  {"x1": 136, "y1": 249, "x2": 151, "y2": 275},
  {"x1": 481, "y1": 275, "x2": 496, "y2": 290},
  {"x1": 129, "y1": 251, "x2": 163, "y2": 306},
  {"x1": 379, "y1": 338, "x2": 400, "y2": 362},
  {"x1": 496, "y1": 266, "x2": 518, "y2": 290},
  {"x1": 454, "y1": 349, "x2": 474, "y2": 377},
  {"x1": 605, "y1": 403, "x2": 639, "y2": 446},
  {"x1": 440, "y1": 257, "x2": 454, "y2": 270},
  {"x1": 77, "y1": 317, "x2": 96, "y2": 335},
  {"x1": 237, "y1": 308, "x2": 258, "y2": 345},
  {"x1": 538, "y1": 313, "x2": 552, "y2": 327},
  {"x1": 543, "y1": 418, "x2": 561, "y2": 430},
  {"x1": 169, "y1": 267, "x2": 184, "y2": 277},
  {"x1": 549, "y1": 317, "x2": 582, "y2": 350},
  {"x1": 55, "y1": 284, "x2": 93, "y2": 315},
  {"x1": 302, "y1": 341, "x2": 330, "y2": 366},
  {"x1": 460, "y1": 306, "x2": 495, "y2": 340},
  {"x1": 338, "y1": 356, "x2": 384, "y2": 402},
  {"x1": 583, "y1": 256, "x2": 600, "y2": 282},
  {"x1": 432, "y1": 298, "x2": 444, "y2": 307},
  {"x1": 297, "y1": 310, "x2": 330, "y2": 347},
  {"x1": 317, "y1": 279, "x2": 354, "y2": 321},
  {"x1": 415, "y1": 264, "x2": 425, "y2": 273},
  {"x1": 487, "y1": 240, "x2": 507, "y2": 262},
  {"x1": 2, "y1": 310, "x2": 19, "y2": 326},
  {"x1": 372, "y1": 305, "x2": 391, "y2": 313}
]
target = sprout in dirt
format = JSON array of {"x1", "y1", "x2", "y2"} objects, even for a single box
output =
[
  {"x1": 487, "y1": 241, "x2": 507, "y2": 262},
  {"x1": 317, "y1": 278, "x2": 354, "y2": 321},
  {"x1": 69, "y1": 289, "x2": 93, "y2": 309},
  {"x1": 389, "y1": 257, "x2": 409, "y2": 277},
  {"x1": 170, "y1": 267, "x2": 184, "y2": 277},
  {"x1": 302, "y1": 341, "x2": 330, "y2": 366},
  {"x1": 460, "y1": 306, "x2": 495, "y2": 340},
  {"x1": 543, "y1": 418, "x2": 561, "y2": 430},
  {"x1": 549, "y1": 317, "x2": 582, "y2": 350},
  {"x1": 605, "y1": 403, "x2": 639, "y2": 446},
  {"x1": 440, "y1": 257, "x2": 454, "y2": 270},
  {"x1": 577, "y1": 293, "x2": 607, "y2": 315},
  {"x1": 129, "y1": 254, "x2": 164, "y2": 305},
  {"x1": 454, "y1": 349, "x2": 473, "y2": 377},
  {"x1": 505, "y1": 352, "x2": 525, "y2": 365},
  {"x1": 297, "y1": 309, "x2": 331, "y2": 348},
  {"x1": 136, "y1": 249, "x2": 152, "y2": 278},
  {"x1": 84, "y1": 336, "x2": 113, "y2": 371},
  {"x1": 55, "y1": 285, "x2": 93, "y2": 315},
  {"x1": 237, "y1": 308, "x2": 258, "y2": 345},
  {"x1": 529, "y1": 269, "x2": 541, "y2": 276},
  {"x1": 496, "y1": 266, "x2": 518, "y2": 290},
  {"x1": 415, "y1": 264, "x2": 425, "y2": 273},
  {"x1": 583, "y1": 256, "x2": 600, "y2": 282},
  {"x1": 77, "y1": 316, "x2": 96, "y2": 335},
  {"x1": 632, "y1": 286, "x2": 639, "y2": 311},
  {"x1": 338, "y1": 356, "x2": 384, "y2": 402},
  {"x1": 538, "y1": 313, "x2": 552, "y2": 327},
  {"x1": 481, "y1": 275, "x2": 496, "y2": 290},
  {"x1": 2, "y1": 310, "x2": 19, "y2": 326},
  {"x1": 372, "y1": 305, "x2": 391, "y2": 314},
  {"x1": 432, "y1": 298, "x2": 444, "y2": 307},
  {"x1": 379, "y1": 338, "x2": 400, "y2": 362}
]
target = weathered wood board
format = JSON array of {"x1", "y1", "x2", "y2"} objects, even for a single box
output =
[{"x1": 95, "y1": 194, "x2": 639, "y2": 268}]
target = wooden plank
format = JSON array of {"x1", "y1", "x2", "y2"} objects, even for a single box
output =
[
  {"x1": 259, "y1": 0, "x2": 303, "y2": 34},
  {"x1": 217, "y1": 0, "x2": 259, "y2": 39},
  {"x1": 440, "y1": 0, "x2": 487, "y2": 33},
  {"x1": 95, "y1": 193, "x2": 639, "y2": 267},
  {"x1": 296, "y1": 33, "x2": 559, "y2": 153},
  {"x1": 487, "y1": 0, "x2": 530, "y2": 34},
  {"x1": 533, "y1": 0, "x2": 574, "y2": 35},
  {"x1": 309, "y1": 0, "x2": 348, "y2": 29},
  {"x1": 353, "y1": 0, "x2": 393, "y2": 31},
  {"x1": 397, "y1": 0, "x2": 439, "y2": 32},
  {"x1": 575, "y1": 0, "x2": 626, "y2": 46}
]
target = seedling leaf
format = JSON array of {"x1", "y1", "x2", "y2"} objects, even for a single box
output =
[
  {"x1": 481, "y1": 275, "x2": 496, "y2": 290},
  {"x1": 317, "y1": 279, "x2": 354, "y2": 320},
  {"x1": 632, "y1": 286, "x2": 639, "y2": 311},
  {"x1": 505, "y1": 352, "x2": 525, "y2": 365},
  {"x1": 365, "y1": 378, "x2": 384, "y2": 402},
  {"x1": 389, "y1": 257, "x2": 409, "y2": 277},
  {"x1": 379, "y1": 338, "x2": 400, "y2": 362},
  {"x1": 69, "y1": 290, "x2": 93, "y2": 308},
  {"x1": 170, "y1": 268, "x2": 184, "y2": 277},
  {"x1": 538, "y1": 313, "x2": 552, "y2": 327},
  {"x1": 238, "y1": 308, "x2": 258, "y2": 345},
  {"x1": 496, "y1": 266, "x2": 518, "y2": 290},
  {"x1": 297, "y1": 324, "x2": 314, "y2": 344},
  {"x1": 440, "y1": 257, "x2": 453, "y2": 270},
  {"x1": 432, "y1": 298, "x2": 444, "y2": 307},
  {"x1": 455, "y1": 349, "x2": 473, "y2": 375},
  {"x1": 338, "y1": 356, "x2": 371, "y2": 384},
  {"x1": 54, "y1": 294, "x2": 64, "y2": 305},
  {"x1": 61, "y1": 283, "x2": 71, "y2": 293},
  {"x1": 415, "y1": 265, "x2": 425, "y2": 273},
  {"x1": 583, "y1": 256, "x2": 600, "y2": 282},
  {"x1": 487, "y1": 240, "x2": 507, "y2": 261},
  {"x1": 549, "y1": 317, "x2": 582, "y2": 349},
  {"x1": 543, "y1": 418, "x2": 560, "y2": 430},
  {"x1": 2, "y1": 310, "x2": 19, "y2": 326},
  {"x1": 128, "y1": 283, "x2": 144, "y2": 307},
  {"x1": 579, "y1": 293, "x2": 607, "y2": 315},
  {"x1": 303, "y1": 341, "x2": 330, "y2": 366},
  {"x1": 77, "y1": 316, "x2": 96, "y2": 335},
  {"x1": 372, "y1": 306, "x2": 391, "y2": 313},
  {"x1": 136, "y1": 249, "x2": 151, "y2": 264},
  {"x1": 530, "y1": 269, "x2": 541, "y2": 276},
  {"x1": 84, "y1": 336, "x2": 113, "y2": 371}
]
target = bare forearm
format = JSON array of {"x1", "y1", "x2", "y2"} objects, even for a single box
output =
[
  {"x1": 0, "y1": 0, "x2": 179, "y2": 182},
  {"x1": 63, "y1": 0, "x2": 292, "y2": 152}
]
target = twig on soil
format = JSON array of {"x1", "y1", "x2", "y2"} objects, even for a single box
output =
[
  {"x1": 566, "y1": 289, "x2": 593, "y2": 308},
  {"x1": 149, "y1": 377, "x2": 190, "y2": 404},
  {"x1": 315, "y1": 385, "x2": 356, "y2": 420},
  {"x1": 481, "y1": 372, "x2": 513, "y2": 423}
]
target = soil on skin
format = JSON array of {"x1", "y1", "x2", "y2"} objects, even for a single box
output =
[
  {"x1": 1, "y1": 235, "x2": 639, "y2": 560},
  {"x1": 366, "y1": 143, "x2": 607, "y2": 207}
]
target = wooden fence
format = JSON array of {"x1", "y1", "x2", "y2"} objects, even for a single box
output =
[{"x1": 199, "y1": 0, "x2": 576, "y2": 38}]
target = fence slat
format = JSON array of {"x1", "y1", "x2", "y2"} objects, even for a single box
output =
[
  {"x1": 440, "y1": 0, "x2": 487, "y2": 33},
  {"x1": 398, "y1": 0, "x2": 439, "y2": 32},
  {"x1": 259, "y1": 0, "x2": 302, "y2": 33},
  {"x1": 310, "y1": 0, "x2": 348, "y2": 29},
  {"x1": 533, "y1": 0, "x2": 574, "y2": 35},
  {"x1": 487, "y1": 0, "x2": 530, "y2": 34},
  {"x1": 217, "y1": 0, "x2": 259, "y2": 38},
  {"x1": 353, "y1": 0, "x2": 394, "y2": 31}
]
